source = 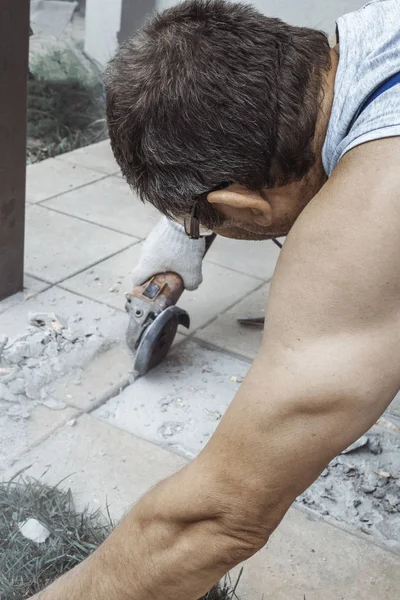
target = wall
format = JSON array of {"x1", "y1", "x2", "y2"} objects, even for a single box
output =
[
  {"x1": 85, "y1": 0, "x2": 122, "y2": 67},
  {"x1": 84, "y1": 0, "x2": 367, "y2": 67},
  {"x1": 156, "y1": 0, "x2": 365, "y2": 32}
]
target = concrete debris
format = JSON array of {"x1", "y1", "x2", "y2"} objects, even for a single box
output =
[
  {"x1": 29, "y1": 312, "x2": 68, "y2": 331},
  {"x1": 0, "y1": 367, "x2": 17, "y2": 382},
  {"x1": 0, "y1": 311, "x2": 106, "y2": 423},
  {"x1": 0, "y1": 382, "x2": 17, "y2": 403},
  {"x1": 342, "y1": 434, "x2": 382, "y2": 456},
  {"x1": 159, "y1": 422, "x2": 184, "y2": 437},
  {"x1": 7, "y1": 405, "x2": 30, "y2": 420},
  {"x1": 373, "y1": 488, "x2": 386, "y2": 499},
  {"x1": 368, "y1": 437, "x2": 383, "y2": 455},
  {"x1": 360, "y1": 484, "x2": 376, "y2": 494},
  {"x1": 18, "y1": 518, "x2": 50, "y2": 544},
  {"x1": 3, "y1": 341, "x2": 32, "y2": 365},
  {"x1": 8, "y1": 379, "x2": 27, "y2": 395},
  {"x1": 298, "y1": 424, "x2": 400, "y2": 552},
  {"x1": 26, "y1": 358, "x2": 40, "y2": 368},
  {"x1": 61, "y1": 329, "x2": 79, "y2": 343},
  {"x1": 377, "y1": 470, "x2": 392, "y2": 479},
  {"x1": 203, "y1": 408, "x2": 222, "y2": 421},
  {"x1": 0, "y1": 336, "x2": 8, "y2": 356},
  {"x1": 342, "y1": 436, "x2": 369, "y2": 454},
  {"x1": 0, "y1": 367, "x2": 14, "y2": 375},
  {"x1": 40, "y1": 398, "x2": 67, "y2": 411},
  {"x1": 24, "y1": 292, "x2": 36, "y2": 301}
]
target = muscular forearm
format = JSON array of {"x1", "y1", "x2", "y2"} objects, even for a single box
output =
[
  {"x1": 32, "y1": 359, "x2": 310, "y2": 600},
  {"x1": 32, "y1": 462, "x2": 259, "y2": 600},
  {"x1": 31, "y1": 341, "x2": 396, "y2": 600}
]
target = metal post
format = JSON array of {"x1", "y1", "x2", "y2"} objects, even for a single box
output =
[
  {"x1": 118, "y1": 0, "x2": 157, "y2": 45},
  {"x1": 0, "y1": 0, "x2": 30, "y2": 300}
]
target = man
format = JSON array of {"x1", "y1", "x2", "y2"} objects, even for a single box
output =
[{"x1": 34, "y1": 1, "x2": 400, "y2": 598}]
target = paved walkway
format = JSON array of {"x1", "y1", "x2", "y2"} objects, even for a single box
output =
[{"x1": 1, "y1": 141, "x2": 400, "y2": 598}]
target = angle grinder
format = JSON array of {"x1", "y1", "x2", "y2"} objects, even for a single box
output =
[
  {"x1": 125, "y1": 235, "x2": 282, "y2": 376},
  {"x1": 125, "y1": 271, "x2": 189, "y2": 376},
  {"x1": 125, "y1": 234, "x2": 217, "y2": 376}
]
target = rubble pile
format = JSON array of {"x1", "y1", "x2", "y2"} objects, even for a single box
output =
[
  {"x1": 297, "y1": 427, "x2": 400, "y2": 551},
  {"x1": 0, "y1": 312, "x2": 105, "y2": 419}
]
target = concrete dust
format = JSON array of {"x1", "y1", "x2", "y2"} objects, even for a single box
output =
[
  {"x1": 0, "y1": 311, "x2": 109, "y2": 470},
  {"x1": 297, "y1": 424, "x2": 400, "y2": 552}
]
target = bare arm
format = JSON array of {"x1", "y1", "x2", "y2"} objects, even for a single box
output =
[{"x1": 33, "y1": 138, "x2": 400, "y2": 600}]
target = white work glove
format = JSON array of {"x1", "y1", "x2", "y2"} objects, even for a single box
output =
[{"x1": 131, "y1": 217, "x2": 205, "y2": 291}]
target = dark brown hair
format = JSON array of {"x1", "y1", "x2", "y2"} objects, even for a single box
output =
[{"x1": 105, "y1": 0, "x2": 331, "y2": 228}]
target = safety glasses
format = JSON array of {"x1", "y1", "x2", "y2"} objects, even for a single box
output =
[{"x1": 183, "y1": 182, "x2": 233, "y2": 239}]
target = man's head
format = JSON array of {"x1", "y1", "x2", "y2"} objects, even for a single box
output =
[{"x1": 105, "y1": 0, "x2": 333, "y2": 240}]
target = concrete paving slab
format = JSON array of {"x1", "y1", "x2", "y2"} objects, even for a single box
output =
[
  {"x1": 195, "y1": 284, "x2": 270, "y2": 360},
  {"x1": 27, "y1": 404, "x2": 80, "y2": 447},
  {"x1": 3, "y1": 413, "x2": 186, "y2": 518},
  {"x1": 4, "y1": 414, "x2": 400, "y2": 599},
  {"x1": 179, "y1": 262, "x2": 262, "y2": 333},
  {"x1": 25, "y1": 205, "x2": 134, "y2": 283},
  {"x1": 43, "y1": 176, "x2": 160, "y2": 238},
  {"x1": 0, "y1": 276, "x2": 51, "y2": 315},
  {"x1": 62, "y1": 244, "x2": 142, "y2": 311},
  {"x1": 205, "y1": 237, "x2": 280, "y2": 281},
  {"x1": 51, "y1": 345, "x2": 134, "y2": 411},
  {"x1": 63, "y1": 246, "x2": 263, "y2": 330},
  {"x1": 0, "y1": 286, "x2": 127, "y2": 342},
  {"x1": 95, "y1": 339, "x2": 250, "y2": 459},
  {"x1": 26, "y1": 158, "x2": 105, "y2": 204},
  {"x1": 0, "y1": 287, "x2": 130, "y2": 470},
  {"x1": 232, "y1": 507, "x2": 400, "y2": 600},
  {"x1": 56, "y1": 140, "x2": 120, "y2": 175},
  {"x1": 0, "y1": 403, "x2": 79, "y2": 473}
]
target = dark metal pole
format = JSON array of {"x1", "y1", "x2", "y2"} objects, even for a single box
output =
[
  {"x1": 0, "y1": 0, "x2": 30, "y2": 301},
  {"x1": 118, "y1": 0, "x2": 156, "y2": 45}
]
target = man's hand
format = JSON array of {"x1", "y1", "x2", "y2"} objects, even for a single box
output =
[
  {"x1": 131, "y1": 217, "x2": 205, "y2": 291},
  {"x1": 33, "y1": 138, "x2": 400, "y2": 600}
]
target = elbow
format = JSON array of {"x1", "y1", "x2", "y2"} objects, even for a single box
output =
[
  {"x1": 204, "y1": 480, "x2": 291, "y2": 567},
  {"x1": 217, "y1": 510, "x2": 271, "y2": 565},
  {"x1": 201, "y1": 511, "x2": 271, "y2": 570}
]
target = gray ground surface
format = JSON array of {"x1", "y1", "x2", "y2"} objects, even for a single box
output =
[
  {"x1": 96, "y1": 340, "x2": 400, "y2": 554},
  {"x1": 299, "y1": 423, "x2": 400, "y2": 552}
]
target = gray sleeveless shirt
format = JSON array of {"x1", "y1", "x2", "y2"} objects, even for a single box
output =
[{"x1": 322, "y1": 0, "x2": 400, "y2": 176}]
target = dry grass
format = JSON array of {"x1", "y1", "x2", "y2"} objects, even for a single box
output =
[{"x1": 0, "y1": 478, "x2": 241, "y2": 600}]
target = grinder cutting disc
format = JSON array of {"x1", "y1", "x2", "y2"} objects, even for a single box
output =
[{"x1": 133, "y1": 306, "x2": 190, "y2": 376}]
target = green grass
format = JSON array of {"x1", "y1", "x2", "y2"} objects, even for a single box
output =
[
  {"x1": 0, "y1": 477, "x2": 110, "y2": 599},
  {"x1": 27, "y1": 77, "x2": 107, "y2": 165},
  {"x1": 0, "y1": 478, "x2": 241, "y2": 600}
]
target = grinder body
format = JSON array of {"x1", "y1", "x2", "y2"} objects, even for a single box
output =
[
  {"x1": 125, "y1": 272, "x2": 190, "y2": 375},
  {"x1": 126, "y1": 233, "x2": 217, "y2": 375}
]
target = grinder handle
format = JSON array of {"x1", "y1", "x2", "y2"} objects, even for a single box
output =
[{"x1": 132, "y1": 272, "x2": 185, "y2": 311}]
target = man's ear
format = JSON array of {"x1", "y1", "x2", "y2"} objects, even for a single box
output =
[{"x1": 208, "y1": 184, "x2": 272, "y2": 226}]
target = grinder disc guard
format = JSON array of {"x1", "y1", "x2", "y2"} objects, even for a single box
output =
[{"x1": 133, "y1": 306, "x2": 190, "y2": 376}]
